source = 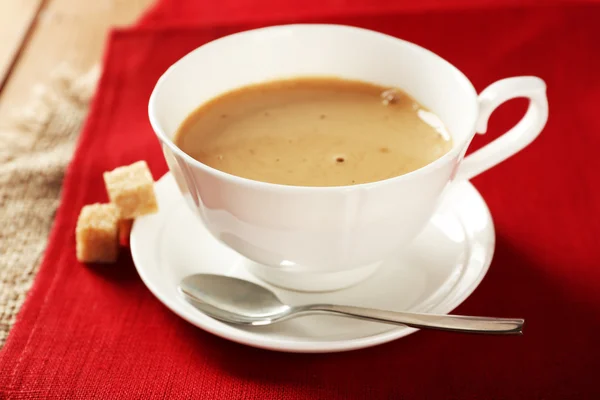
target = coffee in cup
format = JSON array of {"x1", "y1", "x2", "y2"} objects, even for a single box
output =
[{"x1": 174, "y1": 77, "x2": 452, "y2": 187}]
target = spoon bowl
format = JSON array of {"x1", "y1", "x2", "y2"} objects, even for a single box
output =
[{"x1": 179, "y1": 274, "x2": 292, "y2": 325}]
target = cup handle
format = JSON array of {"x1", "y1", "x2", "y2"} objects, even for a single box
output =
[{"x1": 455, "y1": 76, "x2": 548, "y2": 180}]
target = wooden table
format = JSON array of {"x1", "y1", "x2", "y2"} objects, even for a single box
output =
[{"x1": 0, "y1": 0, "x2": 154, "y2": 129}]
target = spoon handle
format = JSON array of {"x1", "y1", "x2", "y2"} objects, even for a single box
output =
[{"x1": 298, "y1": 304, "x2": 524, "y2": 335}]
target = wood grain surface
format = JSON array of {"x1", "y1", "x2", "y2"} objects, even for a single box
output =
[{"x1": 0, "y1": 0, "x2": 154, "y2": 129}]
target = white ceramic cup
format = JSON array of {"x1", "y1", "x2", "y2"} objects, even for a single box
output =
[{"x1": 149, "y1": 24, "x2": 548, "y2": 292}]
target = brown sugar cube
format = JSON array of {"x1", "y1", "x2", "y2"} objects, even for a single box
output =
[
  {"x1": 76, "y1": 203, "x2": 119, "y2": 263},
  {"x1": 103, "y1": 161, "x2": 158, "y2": 219}
]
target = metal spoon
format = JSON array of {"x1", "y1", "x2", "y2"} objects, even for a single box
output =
[{"x1": 179, "y1": 274, "x2": 524, "y2": 335}]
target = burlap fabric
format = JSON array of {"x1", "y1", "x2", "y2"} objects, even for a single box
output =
[{"x1": 0, "y1": 66, "x2": 99, "y2": 347}]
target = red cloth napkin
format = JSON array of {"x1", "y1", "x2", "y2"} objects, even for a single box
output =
[
  {"x1": 2, "y1": 2, "x2": 600, "y2": 399},
  {"x1": 138, "y1": 0, "x2": 600, "y2": 27}
]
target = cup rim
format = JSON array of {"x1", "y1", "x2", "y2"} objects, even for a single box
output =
[{"x1": 148, "y1": 23, "x2": 479, "y2": 192}]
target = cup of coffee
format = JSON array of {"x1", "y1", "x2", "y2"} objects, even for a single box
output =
[{"x1": 149, "y1": 24, "x2": 548, "y2": 291}]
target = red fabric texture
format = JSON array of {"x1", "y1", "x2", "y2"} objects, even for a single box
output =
[
  {"x1": 138, "y1": 0, "x2": 600, "y2": 27},
  {"x1": 2, "y1": 2, "x2": 600, "y2": 399}
]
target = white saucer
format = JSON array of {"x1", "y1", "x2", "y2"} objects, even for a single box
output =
[{"x1": 131, "y1": 173, "x2": 495, "y2": 353}]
